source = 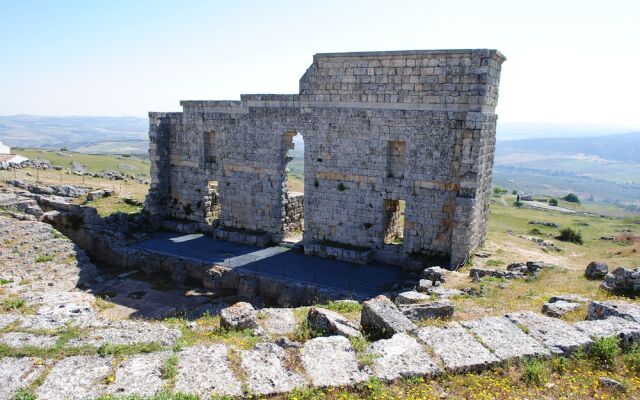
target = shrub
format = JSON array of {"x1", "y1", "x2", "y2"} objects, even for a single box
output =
[
  {"x1": 521, "y1": 358, "x2": 546, "y2": 386},
  {"x1": 337, "y1": 182, "x2": 347, "y2": 191},
  {"x1": 548, "y1": 197, "x2": 558, "y2": 206},
  {"x1": 512, "y1": 189, "x2": 518, "y2": 195},
  {"x1": 514, "y1": 200, "x2": 524, "y2": 208},
  {"x1": 589, "y1": 336, "x2": 620, "y2": 369},
  {"x1": 562, "y1": 193, "x2": 581, "y2": 203},
  {"x1": 557, "y1": 227, "x2": 583, "y2": 244},
  {"x1": 623, "y1": 343, "x2": 640, "y2": 373},
  {"x1": 493, "y1": 186, "x2": 508, "y2": 195}
]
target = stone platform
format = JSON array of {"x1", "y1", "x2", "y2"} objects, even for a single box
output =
[{"x1": 133, "y1": 231, "x2": 410, "y2": 302}]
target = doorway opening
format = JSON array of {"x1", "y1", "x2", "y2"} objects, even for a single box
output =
[
  {"x1": 282, "y1": 131, "x2": 305, "y2": 243},
  {"x1": 383, "y1": 199, "x2": 405, "y2": 245}
]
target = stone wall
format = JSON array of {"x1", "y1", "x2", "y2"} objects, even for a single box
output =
[
  {"x1": 146, "y1": 49, "x2": 505, "y2": 267},
  {"x1": 283, "y1": 192, "x2": 304, "y2": 236}
]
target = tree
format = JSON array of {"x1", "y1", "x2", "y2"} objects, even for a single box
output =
[
  {"x1": 548, "y1": 197, "x2": 558, "y2": 206},
  {"x1": 563, "y1": 193, "x2": 581, "y2": 204}
]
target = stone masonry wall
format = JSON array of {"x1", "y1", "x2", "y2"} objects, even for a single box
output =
[{"x1": 146, "y1": 49, "x2": 505, "y2": 267}]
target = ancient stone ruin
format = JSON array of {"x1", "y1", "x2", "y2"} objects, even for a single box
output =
[{"x1": 146, "y1": 49, "x2": 505, "y2": 267}]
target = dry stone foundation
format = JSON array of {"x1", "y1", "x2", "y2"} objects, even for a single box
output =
[{"x1": 146, "y1": 49, "x2": 505, "y2": 268}]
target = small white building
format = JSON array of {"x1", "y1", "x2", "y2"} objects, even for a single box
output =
[
  {"x1": 0, "y1": 141, "x2": 28, "y2": 168},
  {"x1": 0, "y1": 141, "x2": 10, "y2": 155}
]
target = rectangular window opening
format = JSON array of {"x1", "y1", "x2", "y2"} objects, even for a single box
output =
[{"x1": 384, "y1": 199, "x2": 405, "y2": 245}]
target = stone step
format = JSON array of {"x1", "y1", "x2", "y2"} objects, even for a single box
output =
[
  {"x1": 366, "y1": 332, "x2": 440, "y2": 381},
  {"x1": 300, "y1": 336, "x2": 370, "y2": 387},
  {"x1": 241, "y1": 343, "x2": 307, "y2": 395},
  {"x1": 505, "y1": 311, "x2": 593, "y2": 356},
  {"x1": 461, "y1": 317, "x2": 550, "y2": 361},
  {"x1": 36, "y1": 355, "x2": 112, "y2": 400},
  {"x1": 416, "y1": 322, "x2": 500, "y2": 372},
  {"x1": 175, "y1": 345, "x2": 243, "y2": 397},
  {"x1": 0, "y1": 358, "x2": 44, "y2": 400}
]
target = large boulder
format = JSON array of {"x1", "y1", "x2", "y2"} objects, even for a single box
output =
[
  {"x1": 422, "y1": 266, "x2": 447, "y2": 283},
  {"x1": 600, "y1": 267, "x2": 640, "y2": 296},
  {"x1": 585, "y1": 261, "x2": 609, "y2": 280},
  {"x1": 307, "y1": 307, "x2": 361, "y2": 338},
  {"x1": 360, "y1": 295, "x2": 417, "y2": 339},
  {"x1": 220, "y1": 302, "x2": 258, "y2": 331}
]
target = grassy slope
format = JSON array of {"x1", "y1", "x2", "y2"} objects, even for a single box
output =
[
  {"x1": 447, "y1": 195, "x2": 639, "y2": 321},
  {"x1": 12, "y1": 148, "x2": 150, "y2": 175}
]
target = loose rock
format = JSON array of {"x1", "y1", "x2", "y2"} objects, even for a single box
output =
[
  {"x1": 585, "y1": 261, "x2": 609, "y2": 280},
  {"x1": 399, "y1": 300, "x2": 454, "y2": 321},
  {"x1": 588, "y1": 300, "x2": 640, "y2": 323},
  {"x1": 307, "y1": 307, "x2": 361, "y2": 338},
  {"x1": 395, "y1": 290, "x2": 430, "y2": 305},
  {"x1": 220, "y1": 302, "x2": 258, "y2": 330},
  {"x1": 542, "y1": 300, "x2": 582, "y2": 318},
  {"x1": 361, "y1": 295, "x2": 417, "y2": 339}
]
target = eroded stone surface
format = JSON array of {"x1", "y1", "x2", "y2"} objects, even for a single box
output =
[
  {"x1": 175, "y1": 345, "x2": 242, "y2": 397},
  {"x1": 588, "y1": 300, "x2": 640, "y2": 323},
  {"x1": 367, "y1": 333, "x2": 440, "y2": 381},
  {"x1": 106, "y1": 351, "x2": 171, "y2": 397},
  {"x1": 416, "y1": 322, "x2": 499, "y2": 372},
  {"x1": 259, "y1": 308, "x2": 297, "y2": 336},
  {"x1": 0, "y1": 332, "x2": 58, "y2": 348},
  {"x1": 399, "y1": 300, "x2": 454, "y2": 321},
  {"x1": 68, "y1": 319, "x2": 181, "y2": 347},
  {"x1": 301, "y1": 336, "x2": 369, "y2": 387},
  {"x1": 574, "y1": 317, "x2": 640, "y2": 347},
  {"x1": 395, "y1": 291, "x2": 430, "y2": 305},
  {"x1": 0, "y1": 357, "x2": 44, "y2": 400},
  {"x1": 461, "y1": 317, "x2": 550, "y2": 361},
  {"x1": 37, "y1": 355, "x2": 112, "y2": 400},
  {"x1": 506, "y1": 311, "x2": 593, "y2": 355},
  {"x1": 241, "y1": 342, "x2": 307, "y2": 395},
  {"x1": 542, "y1": 300, "x2": 582, "y2": 318}
]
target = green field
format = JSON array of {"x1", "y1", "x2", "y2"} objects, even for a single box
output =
[{"x1": 12, "y1": 148, "x2": 150, "y2": 176}]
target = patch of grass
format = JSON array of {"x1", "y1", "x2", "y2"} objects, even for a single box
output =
[
  {"x1": 317, "y1": 300, "x2": 362, "y2": 314},
  {"x1": 95, "y1": 296, "x2": 115, "y2": 311},
  {"x1": 34, "y1": 254, "x2": 54, "y2": 263},
  {"x1": 96, "y1": 391, "x2": 199, "y2": 400},
  {"x1": 97, "y1": 342, "x2": 165, "y2": 357},
  {"x1": 12, "y1": 388, "x2": 37, "y2": 400},
  {"x1": 484, "y1": 259, "x2": 505, "y2": 267},
  {"x1": 289, "y1": 319, "x2": 321, "y2": 343},
  {"x1": 0, "y1": 278, "x2": 14, "y2": 285},
  {"x1": 1, "y1": 296, "x2": 26, "y2": 311},
  {"x1": 285, "y1": 386, "x2": 325, "y2": 400},
  {"x1": 521, "y1": 358, "x2": 547, "y2": 386},
  {"x1": 623, "y1": 343, "x2": 640, "y2": 373},
  {"x1": 161, "y1": 354, "x2": 179, "y2": 380}
]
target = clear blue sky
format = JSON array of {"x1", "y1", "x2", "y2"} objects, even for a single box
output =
[{"x1": 1, "y1": 0, "x2": 638, "y2": 127}]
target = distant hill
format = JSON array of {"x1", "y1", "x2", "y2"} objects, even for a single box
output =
[
  {"x1": 496, "y1": 122, "x2": 635, "y2": 141},
  {"x1": 0, "y1": 115, "x2": 148, "y2": 154},
  {"x1": 496, "y1": 132, "x2": 640, "y2": 163}
]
